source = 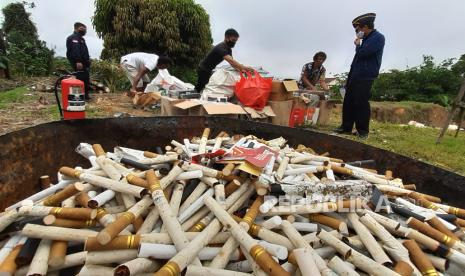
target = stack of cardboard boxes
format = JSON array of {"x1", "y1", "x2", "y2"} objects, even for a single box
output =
[{"x1": 268, "y1": 80, "x2": 335, "y2": 127}]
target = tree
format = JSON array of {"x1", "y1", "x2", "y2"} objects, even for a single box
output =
[
  {"x1": 93, "y1": 0, "x2": 213, "y2": 82},
  {"x1": 2, "y1": 2, "x2": 54, "y2": 76}
]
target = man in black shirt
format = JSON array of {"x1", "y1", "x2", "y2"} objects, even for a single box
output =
[
  {"x1": 195, "y1": 28, "x2": 253, "y2": 93},
  {"x1": 66, "y1": 22, "x2": 91, "y2": 100}
]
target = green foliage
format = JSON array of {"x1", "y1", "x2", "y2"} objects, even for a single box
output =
[
  {"x1": 93, "y1": 0, "x2": 213, "y2": 75},
  {"x1": 90, "y1": 59, "x2": 130, "y2": 92},
  {"x1": 370, "y1": 55, "x2": 463, "y2": 106},
  {"x1": 0, "y1": 86, "x2": 28, "y2": 108},
  {"x1": 2, "y1": 2, "x2": 54, "y2": 77},
  {"x1": 51, "y1": 56, "x2": 73, "y2": 73}
]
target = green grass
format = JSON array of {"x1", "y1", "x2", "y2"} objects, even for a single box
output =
[
  {"x1": 0, "y1": 87, "x2": 29, "y2": 108},
  {"x1": 312, "y1": 119, "x2": 465, "y2": 175}
]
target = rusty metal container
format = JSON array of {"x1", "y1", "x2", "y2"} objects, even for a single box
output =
[{"x1": 0, "y1": 117, "x2": 464, "y2": 210}]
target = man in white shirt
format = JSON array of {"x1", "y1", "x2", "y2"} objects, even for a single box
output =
[{"x1": 120, "y1": 52, "x2": 171, "y2": 93}]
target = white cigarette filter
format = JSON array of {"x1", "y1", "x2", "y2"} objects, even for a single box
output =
[
  {"x1": 292, "y1": 222, "x2": 319, "y2": 233},
  {"x1": 260, "y1": 197, "x2": 279, "y2": 213},
  {"x1": 261, "y1": 216, "x2": 283, "y2": 230}
]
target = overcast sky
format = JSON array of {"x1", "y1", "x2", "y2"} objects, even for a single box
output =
[{"x1": 2, "y1": 0, "x2": 465, "y2": 78}]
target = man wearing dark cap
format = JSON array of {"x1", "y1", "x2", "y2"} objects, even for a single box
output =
[{"x1": 334, "y1": 13, "x2": 385, "y2": 138}]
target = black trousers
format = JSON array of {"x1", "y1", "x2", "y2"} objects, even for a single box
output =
[
  {"x1": 71, "y1": 64, "x2": 91, "y2": 98},
  {"x1": 195, "y1": 67, "x2": 213, "y2": 93},
  {"x1": 341, "y1": 79, "x2": 374, "y2": 135}
]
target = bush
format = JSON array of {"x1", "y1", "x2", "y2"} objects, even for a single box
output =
[{"x1": 90, "y1": 59, "x2": 129, "y2": 92}]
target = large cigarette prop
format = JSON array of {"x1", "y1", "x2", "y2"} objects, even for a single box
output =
[{"x1": 3, "y1": 132, "x2": 465, "y2": 275}]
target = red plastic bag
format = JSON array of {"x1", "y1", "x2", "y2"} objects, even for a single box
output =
[{"x1": 235, "y1": 71, "x2": 272, "y2": 110}]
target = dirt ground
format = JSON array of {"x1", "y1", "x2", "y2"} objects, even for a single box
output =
[{"x1": 0, "y1": 89, "x2": 157, "y2": 136}]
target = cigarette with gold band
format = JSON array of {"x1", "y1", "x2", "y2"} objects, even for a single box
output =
[
  {"x1": 97, "y1": 195, "x2": 152, "y2": 245},
  {"x1": 146, "y1": 170, "x2": 202, "y2": 266},
  {"x1": 403, "y1": 228, "x2": 465, "y2": 267},
  {"x1": 18, "y1": 206, "x2": 96, "y2": 221},
  {"x1": 187, "y1": 181, "x2": 252, "y2": 233},
  {"x1": 209, "y1": 196, "x2": 263, "y2": 269},
  {"x1": 59, "y1": 167, "x2": 147, "y2": 197},
  {"x1": 203, "y1": 196, "x2": 290, "y2": 276},
  {"x1": 403, "y1": 239, "x2": 438, "y2": 276},
  {"x1": 407, "y1": 217, "x2": 465, "y2": 254},
  {"x1": 43, "y1": 215, "x2": 96, "y2": 228},
  {"x1": 42, "y1": 182, "x2": 86, "y2": 206}
]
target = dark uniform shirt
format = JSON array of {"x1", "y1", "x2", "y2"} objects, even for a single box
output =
[
  {"x1": 347, "y1": 29, "x2": 385, "y2": 83},
  {"x1": 199, "y1": 42, "x2": 232, "y2": 72},
  {"x1": 66, "y1": 32, "x2": 90, "y2": 68}
]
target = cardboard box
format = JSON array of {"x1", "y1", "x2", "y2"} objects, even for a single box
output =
[
  {"x1": 268, "y1": 100, "x2": 293, "y2": 126},
  {"x1": 269, "y1": 80, "x2": 299, "y2": 101},
  {"x1": 317, "y1": 100, "x2": 336, "y2": 126},
  {"x1": 173, "y1": 100, "x2": 246, "y2": 118},
  {"x1": 161, "y1": 96, "x2": 188, "y2": 116}
]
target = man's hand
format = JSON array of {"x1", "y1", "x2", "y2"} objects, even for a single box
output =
[
  {"x1": 243, "y1": 66, "x2": 254, "y2": 72},
  {"x1": 76, "y1": 62, "x2": 84, "y2": 70},
  {"x1": 354, "y1": 38, "x2": 362, "y2": 46}
]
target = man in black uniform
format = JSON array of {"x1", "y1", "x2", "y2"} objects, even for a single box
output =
[
  {"x1": 66, "y1": 22, "x2": 91, "y2": 100},
  {"x1": 195, "y1": 28, "x2": 253, "y2": 93},
  {"x1": 334, "y1": 13, "x2": 385, "y2": 138}
]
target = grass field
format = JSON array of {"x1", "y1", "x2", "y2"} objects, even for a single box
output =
[
  {"x1": 2, "y1": 87, "x2": 465, "y2": 175},
  {"x1": 312, "y1": 110, "x2": 465, "y2": 175}
]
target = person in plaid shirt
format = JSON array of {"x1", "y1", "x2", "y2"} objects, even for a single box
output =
[{"x1": 299, "y1": 51, "x2": 330, "y2": 91}]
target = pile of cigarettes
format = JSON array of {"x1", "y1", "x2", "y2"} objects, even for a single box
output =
[{"x1": 0, "y1": 128, "x2": 464, "y2": 276}]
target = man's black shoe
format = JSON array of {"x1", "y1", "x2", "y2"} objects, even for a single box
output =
[
  {"x1": 356, "y1": 133, "x2": 369, "y2": 139},
  {"x1": 332, "y1": 127, "x2": 353, "y2": 135}
]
